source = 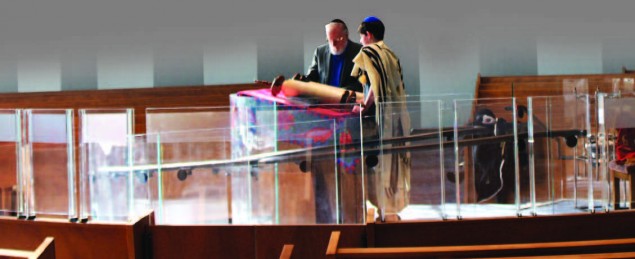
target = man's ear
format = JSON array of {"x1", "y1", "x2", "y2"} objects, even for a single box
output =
[{"x1": 365, "y1": 31, "x2": 374, "y2": 41}]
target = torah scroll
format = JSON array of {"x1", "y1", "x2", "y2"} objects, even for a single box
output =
[{"x1": 270, "y1": 76, "x2": 364, "y2": 104}]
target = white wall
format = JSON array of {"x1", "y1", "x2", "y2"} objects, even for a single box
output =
[{"x1": 1, "y1": 0, "x2": 635, "y2": 97}]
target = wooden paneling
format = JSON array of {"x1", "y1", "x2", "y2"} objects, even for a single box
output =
[
  {"x1": 150, "y1": 225, "x2": 366, "y2": 259},
  {"x1": 0, "y1": 84, "x2": 263, "y2": 134},
  {"x1": 371, "y1": 211, "x2": 635, "y2": 247},
  {"x1": 150, "y1": 225, "x2": 256, "y2": 259},
  {"x1": 0, "y1": 143, "x2": 17, "y2": 206},
  {"x1": 149, "y1": 211, "x2": 635, "y2": 259},
  {"x1": 0, "y1": 212, "x2": 151, "y2": 259},
  {"x1": 476, "y1": 73, "x2": 633, "y2": 100},
  {"x1": 330, "y1": 237, "x2": 635, "y2": 258},
  {"x1": 255, "y1": 225, "x2": 366, "y2": 259}
]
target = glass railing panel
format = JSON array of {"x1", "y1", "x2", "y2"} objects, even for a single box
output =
[
  {"x1": 0, "y1": 109, "x2": 19, "y2": 217},
  {"x1": 374, "y1": 100, "x2": 445, "y2": 221},
  {"x1": 152, "y1": 118, "x2": 340, "y2": 225},
  {"x1": 129, "y1": 134, "x2": 156, "y2": 219},
  {"x1": 145, "y1": 102, "x2": 365, "y2": 224},
  {"x1": 610, "y1": 78, "x2": 635, "y2": 96},
  {"x1": 231, "y1": 101, "x2": 363, "y2": 224},
  {"x1": 334, "y1": 109, "x2": 365, "y2": 224},
  {"x1": 88, "y1": 133, "x2": 155, "y2": 222},
  {"x1": 453, "y1": 98, "x2": 522, "y2": 219},
  {"x1": 527, "y1": 95, "x2": 593, "y2": 215},
  {"x1": 146, "y1": 106, "x2": 232, "y2": 133},
  {"x1": 249, "y1": 119, "x2": 339, "y2": 224},
  {"x1": 78, "y1": 108, "x2": 138, "y2": 222},
  {"x1": 153, "y1": 127, "x2": 232, "y2": 225},
  {"x1": 24, "y1": 109, "x2": 76, "y2": 220},
  {"x1": 231, "y1": 93, "x2": 365, "y2": 224},
  {"x1": 405, "y1": 94, "x2": 472, "y2": 130},
  {"x1": 598, "y1": 95, "x2": 635, "y2": 210}
]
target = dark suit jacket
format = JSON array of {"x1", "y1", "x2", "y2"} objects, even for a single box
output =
[{"x1": 306, "y1": 40, "x2": 363, "y2": 93}]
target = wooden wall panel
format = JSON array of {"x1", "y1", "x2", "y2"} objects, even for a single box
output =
[
  {"x1": 0, "y1": 212, "x2": 151, "y2": 259},
  {"x1": 372, "y1": 211, "x2": 635, "y2": 248},
  {"x1": 476, "y1": 73, "x2": 633, "y2": 100},
  {"x1": 254, "y1": 225, "x2": 366, "y2": 259},
  {"x1": 150, "y1": 225, "x2": 256, "y2": 259},
  {"x1": 149, "y1": 225, "x2": 366, "y2": 259},
  {"x1": 0, "y1": 84, "x2": 263, "y2": 134},
  {"x1": 0, "y1": 143, "x2": 16, "y2": 208}
]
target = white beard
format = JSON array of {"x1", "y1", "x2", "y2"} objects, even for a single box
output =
[{"x1": 329, "y1": 46, "x2": 345, "y2": 55}]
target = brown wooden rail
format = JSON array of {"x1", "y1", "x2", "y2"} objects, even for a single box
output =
[
  {"x1": 0, "y1": 83, "x2": 262, "y2": 135},
  {"x1": 0, "y1": 237, "x2": 55, "y2": 259},
  {"x1": 327, "y1": 230, "x2": 635, "y2": 258},
  {"x1": 475, "y1": 72, "x2": 635, "y2": 100}
]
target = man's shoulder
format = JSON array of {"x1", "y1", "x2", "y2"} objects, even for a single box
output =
[
  {"x1": 360, "y1": 42, "x2": 393, "y2": 57},
  {"x1": 315, "y1": 43, "x2": 330, "y2": 53},
  {"x1": 348, "y1": 41, "x2": 362, "y2": 53}
]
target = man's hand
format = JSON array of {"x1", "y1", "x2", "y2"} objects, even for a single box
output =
[
  {"x1": 254, "y1": 80, "x2": 272, "y2": 87},
  {"x1": 352, "y1": 105, "x2": 363, "y2": 114},
  {"x1": 292, "y1": 73, "x2": 307, "y2": 82}
]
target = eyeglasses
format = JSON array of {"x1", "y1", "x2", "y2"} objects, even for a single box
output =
[{"x1": 327, "y1": 36, "x2": 346, "y2": 43}]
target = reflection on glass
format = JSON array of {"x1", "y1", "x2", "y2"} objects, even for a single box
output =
[
  {"x1": 150, "y1": 119, "x2": 340, "y2": 225},
  {"x1": 0, "y1": 110, "x2": 19, "y2": 217},
  {"x1": 527, "y1": 95, "x2": 593, "y2": 215},
  {"x1": 598, "y1": 95, "x2": 635, "y2": 210},
  {"x1": 406, "y1": 93, "x2": 472, "y2": 129},
  {"x1": 79, "y1": 108, "x2": 139, "y2": 222},
  {"x1": 119, "y1": 101, "x2": 363, "y2": 225},
  {"x1": 375, "y1": 100, "x2": 445, "y2": 221},
  {"x1": 146, "y1": 106, "x2": 232, "y2": 134},
  {"x1": 453, "y1": 98, "x2": 521, "y2": 219},
  {"x1": 231, "y1": 96, "x2": 364, "y2": 224},
  {"x1": 23, "y1": 109, "x2": 76, "y2": 220}
]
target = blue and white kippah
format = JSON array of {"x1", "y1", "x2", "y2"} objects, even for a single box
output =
[{"x1": 363, "y1": 16, "x2": 381, "y2": 23}]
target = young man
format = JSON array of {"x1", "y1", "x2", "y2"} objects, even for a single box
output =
[{"x1": 352, "y1": 16, "x2": 411, "y2": 221}]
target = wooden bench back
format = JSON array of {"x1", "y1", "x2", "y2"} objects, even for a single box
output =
[
  {"x1": 0, "y1": 237, "x2": 55, "y2": 259},
  {"x1": 326, "y1": 230, "x2": 635, "y2": 258},
  {"x1": 0, "y1": 84, "x2": 262, "y2": 135}
]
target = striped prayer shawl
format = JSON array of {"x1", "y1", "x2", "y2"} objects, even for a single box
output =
[
  {"x1": 351, "y1": 41, "x2": 411, "y2": 215},
  {"x1": 352, "y1": 41, "x2": 408, "y2": 121}
]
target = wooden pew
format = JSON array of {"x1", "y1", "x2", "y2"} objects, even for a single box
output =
[
  {"x1": 326, "y1": 230, "x2": 635, "y2": 258},
  {"x1": 0, "y1": 237, "x2": 55, "y2": 259},
  {"x1": 278, "y1": 244, "x2": 294, "y2": 259},
  {"x1": 0, "y1": 83, "x2": 262, "y2": 135},
  {"x1": 484, "y1": 251, "x2": 635, "y2": 258},
  {"x1": 476, "y1": 73, "x2": 634, "y2": 100}
]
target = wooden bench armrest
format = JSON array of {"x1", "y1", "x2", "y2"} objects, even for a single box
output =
[
  {"x1": 0, "y1": 237, "x2": 55, "y2": 259},
  {"x1": 325, "y1": 231, "x2": 341, "y2": 258},
  {"x1": 278, "y1": 244, "x2": 294, "y2": 259},
  {"x1": 334, "y1": 238, "x2": 635, "y2": 258},
  {"x1": 32, "y1": 237, "x2": 55, "y2": 259}
]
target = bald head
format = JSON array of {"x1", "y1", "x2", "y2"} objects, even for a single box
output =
[{"x1": 325, "y1": 20, "x2": 349, "y2": 55}]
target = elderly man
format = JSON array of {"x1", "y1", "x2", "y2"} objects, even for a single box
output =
[
  {"x1": 296, "y1": 19, "x2": 364, "y2": 224},
  {"x1": 304, "y1": 19, "x2": 363, "y2": 92}
]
